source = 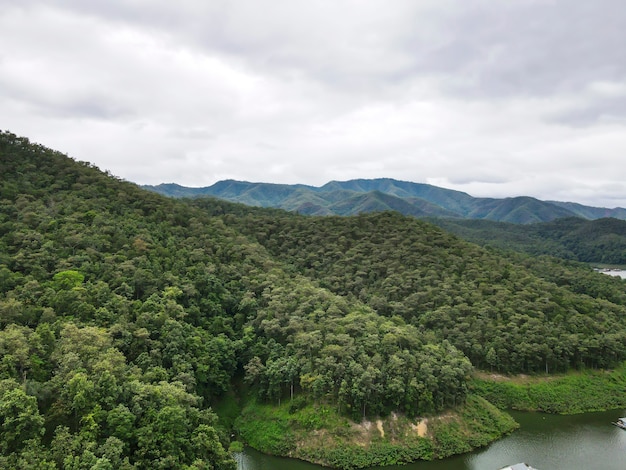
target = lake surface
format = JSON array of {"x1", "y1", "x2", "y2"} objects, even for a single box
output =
[
  {"x1": 234, "y1": 409, "x2": 626, "y2": 470},
  {"x1": 599, "y1": 269, "x2": 626, "y2": 279}
]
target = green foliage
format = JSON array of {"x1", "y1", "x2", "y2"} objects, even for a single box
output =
[
  {"x1": 425, "y1": 395, "x2": 518, "y2": 459},
  {"x1": 235, "y1": 398, "x2": 435, "y2": 469},
  {"x1": 145, "y1": 178, "x2": 626, "y2": 223},
  {"x1": 0, "y1": 131, "x2": 238, "y2": 468},
  {"x1": 3, "y1": 131, "x2": 626, "y2": 467},
  {"x1": 430, "y1": 421, "x2": 471, "y2": 458},
  {"x1": 431, "y1": 216, "x2": 626, "y2": 264},
  {"x1": 235, "y1": 393, "x2": 515, "y2": 469},
  {"x1": 454, "y1": 395, "x2": 518, "y2": 448},
  {"x1": 52, "y1": 270, "x2": 85, "y2": 290},
  {"x1": 239, "y1": 275, "x2": 472, "y2": 418},
  {"x1": 226, "y1": 210, "x2": 626, "y2": 376},
  {"x1": 472, "y1": 365, "x2": 626, "y2": 414},
  {"x1": 234, "y1": 400, "x2": 296, "y2": 455},
  {"x1": 300, "y1": 440, "x2": 434, "y2": 470},
  {"x1": 227, "y1": 440, "x2": 244, "y2": 453},
  {"x1": 0, "y1": 384, "x2": 45, "y2": 454}
]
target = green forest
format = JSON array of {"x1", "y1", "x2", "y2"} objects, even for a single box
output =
[
  {"x1": 1, "y1": 131, "x2": 626, "y2": 469},
  {"x1": 430, "y1": 216, "x2": 626, "y2": 265}
]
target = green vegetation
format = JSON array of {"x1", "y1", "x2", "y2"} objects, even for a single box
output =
[
  {"x1": 431, "y1": 216, "x2": 626, "y2": 265},
  {"x1": 472, "y1": 364, "x2": 626, "y2": 414},
  {"x1": 149, "y1": 180, "x2": 626, "y2": 264},
  {"x1": 2, "y1": 131, "x2": 626, "y2": 468},
  {"x1": 234, "y1": 395, "x2": 517, "y2": 469},
  {"x1": 217, "y1": 208, "x2": 626, "y2": 375},
  {"x1": 145, "y1": 178, "x2": 626, "y2": 223}
]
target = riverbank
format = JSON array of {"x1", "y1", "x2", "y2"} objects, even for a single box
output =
[
  {"x1": 232, "y1": 394, "x2": 517, "y2": 469},
  {"x1": 219, "y1": 364, "x2": 626, "y2": 469},
  {"x1": 471, "y1": 363, "x2": 626, "y2": 413},
  {"x1": 235, "y1": 408, "x2": 626, "y2": 470}
]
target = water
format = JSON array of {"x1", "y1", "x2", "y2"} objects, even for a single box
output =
[
  {"x1": 598, "y1": 269, "x2": 626, "y2": 279},
  {"x1": 234, "y1": 409, "x2": 626, "y2": 470}
]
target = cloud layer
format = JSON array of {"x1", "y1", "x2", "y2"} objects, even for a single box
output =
[{"x1": 2, "y1": 0, "x2": 626, "y2": 207}]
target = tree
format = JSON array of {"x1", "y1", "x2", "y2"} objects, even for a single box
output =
[{"x1": 0, "y1": 386, "x2": 45, "y2": 454}]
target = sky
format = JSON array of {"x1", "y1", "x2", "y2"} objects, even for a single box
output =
[{"x1": 2, "y1": 0, "x2": 626, "y2": 208}]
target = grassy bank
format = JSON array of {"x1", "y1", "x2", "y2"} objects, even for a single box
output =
[
  {"x1": 233, "y1": 394, "x2": 517, "y2": 469},
  {"x1": 472, "y1": 363, "x2": 626, "y2": 413},
  {"x1": 220, "y1": 365, "x2": 626, "y2": 468}
]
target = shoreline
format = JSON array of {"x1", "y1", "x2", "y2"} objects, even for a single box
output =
[
  {"x1": 228, "y1": 364, "x2": 626, "y2": 469},
  {"x1": 233, "y1": 394, "x2": 517, "y2": 469}
]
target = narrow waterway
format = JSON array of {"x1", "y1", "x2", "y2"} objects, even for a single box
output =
[
  {"x1": 234, "y1": 409, "x2": 626, "y2": 470},
  {"x1": 599, "y1": 269, "x2": 626, "y2": 279}
]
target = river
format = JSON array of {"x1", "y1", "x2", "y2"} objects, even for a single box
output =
[
  {"x1": 598, "y1": 269, "x2": 626, "y2": 279},
  {"x1": 234, "y1": 409, "x2": 626, "y2": 470}
]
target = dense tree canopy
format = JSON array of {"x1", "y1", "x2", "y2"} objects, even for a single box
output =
[
  {"x1": 1, "y1": 131, "x2": 626, "y2": 466},
  {"x1": 430, "y1": 217, "x2": 626, "y2": 265},
  {"x1": 213, "y1": 205, "x2": 626, "y2": 375}
]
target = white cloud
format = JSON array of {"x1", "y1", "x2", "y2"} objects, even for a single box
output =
[{"x1": 1, "y1": 0, "x2": 626, "y2": 208}]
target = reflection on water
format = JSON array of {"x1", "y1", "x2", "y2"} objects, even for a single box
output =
[
  {"x1": 234, "y1": 448, "x2": 323, "y2": 470},
  {"x1": 463, "y1": 411, "x2": 626, "y2": 470},
  {"x1": 236, "y1": 409, "x2": 626, "y2": 470}
]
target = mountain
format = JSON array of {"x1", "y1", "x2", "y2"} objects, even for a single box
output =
[
  {"x1": 548, "y1": 200, "x2": 626, "y2": 220},
  {"x1": 4, "y1": 131, "x2": 626, "y2": 467},
  {"x1": 144, "y1": 178, "x2": 626, "y2": 223}
]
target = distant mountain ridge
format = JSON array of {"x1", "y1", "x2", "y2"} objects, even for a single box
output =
[{"x1": 143, "y1": 178, "x2": 626, "y2": 224}]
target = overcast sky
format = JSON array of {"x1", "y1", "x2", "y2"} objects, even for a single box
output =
[{"x1": 2, "y1": 0, "x2": 626, "y2": 208}]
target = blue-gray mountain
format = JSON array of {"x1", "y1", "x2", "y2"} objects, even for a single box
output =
[{"x1": 143, "y1": 178, "x2": 626, "y2": 224}]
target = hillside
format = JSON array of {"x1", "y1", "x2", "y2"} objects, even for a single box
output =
[
  {"x1": 2, "y1": 131, "x2": 626, "y2": 468},
  {"x1": 430, "y1": 216, "x2": 626, "y2": 265},
  {"x1": 145, "y1": 180, "x2": 626, "y2": 265},
  {"x1": 204, "y1": 203, "x2": 626, "y2": 373},
  {"x1": 144, "y1": 178, "x2": 626, "y2": 223}
]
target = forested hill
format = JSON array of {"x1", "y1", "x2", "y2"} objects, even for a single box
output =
[
  {"x1": 203, "y1": 201, "x2": 626, "y2": 372},
  {"x1": 2, "y1": 131, "x2": 626, "y2": 468},
  {"x1": 144, "y1": 179, "x2": 626, "y2": 223},
  {"x1": 429, "y1": 216, "x2": 626, "y2": 265}
]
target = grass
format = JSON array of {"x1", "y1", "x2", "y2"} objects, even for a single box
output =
[
  {"x1": 472, "y1": 363, "x2": 626, "y2": 414},
  {"x1": 218, "y1": 365, "x2": 626, "y2": 468},
  {"x1": 233, "y1": 394, "x2": 517, "y2": 469}
]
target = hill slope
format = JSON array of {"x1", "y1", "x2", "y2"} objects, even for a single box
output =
[
  {"x1": 144, "y1": 178, "x2": 626, "y2": 223},
  {"x1": 3, "y1": 131, "x2": 626, "y2": 467},
  {"x1": 430, "y1": 216, "x2": 626, "y2": 265}
]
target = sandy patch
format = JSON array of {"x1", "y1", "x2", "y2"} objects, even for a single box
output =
[
  {"x1": 376, "y1": 419, "x2": 384, "y2": 438},
  {"x1": 411, "y1": 418, "x2": 428, "y2": 437}
]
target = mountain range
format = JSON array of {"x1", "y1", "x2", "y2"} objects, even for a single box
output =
[
  {"x1": 4, "y1": 131, "x2": 626, "y2": 467},
  {"x1": 143, "y1": 178, "x2": 626, "y2": 224}
]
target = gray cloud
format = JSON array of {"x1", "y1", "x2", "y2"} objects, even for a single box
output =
[
  {"x1": 414, "y1": 1, "x2": 626, "y2": 97},
  {"x1": 1, "y1": 0, "x2": 626, "y2": 208},
  {"x1": 550, "y1": 94, "x2": 626, "y2": 126}
]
